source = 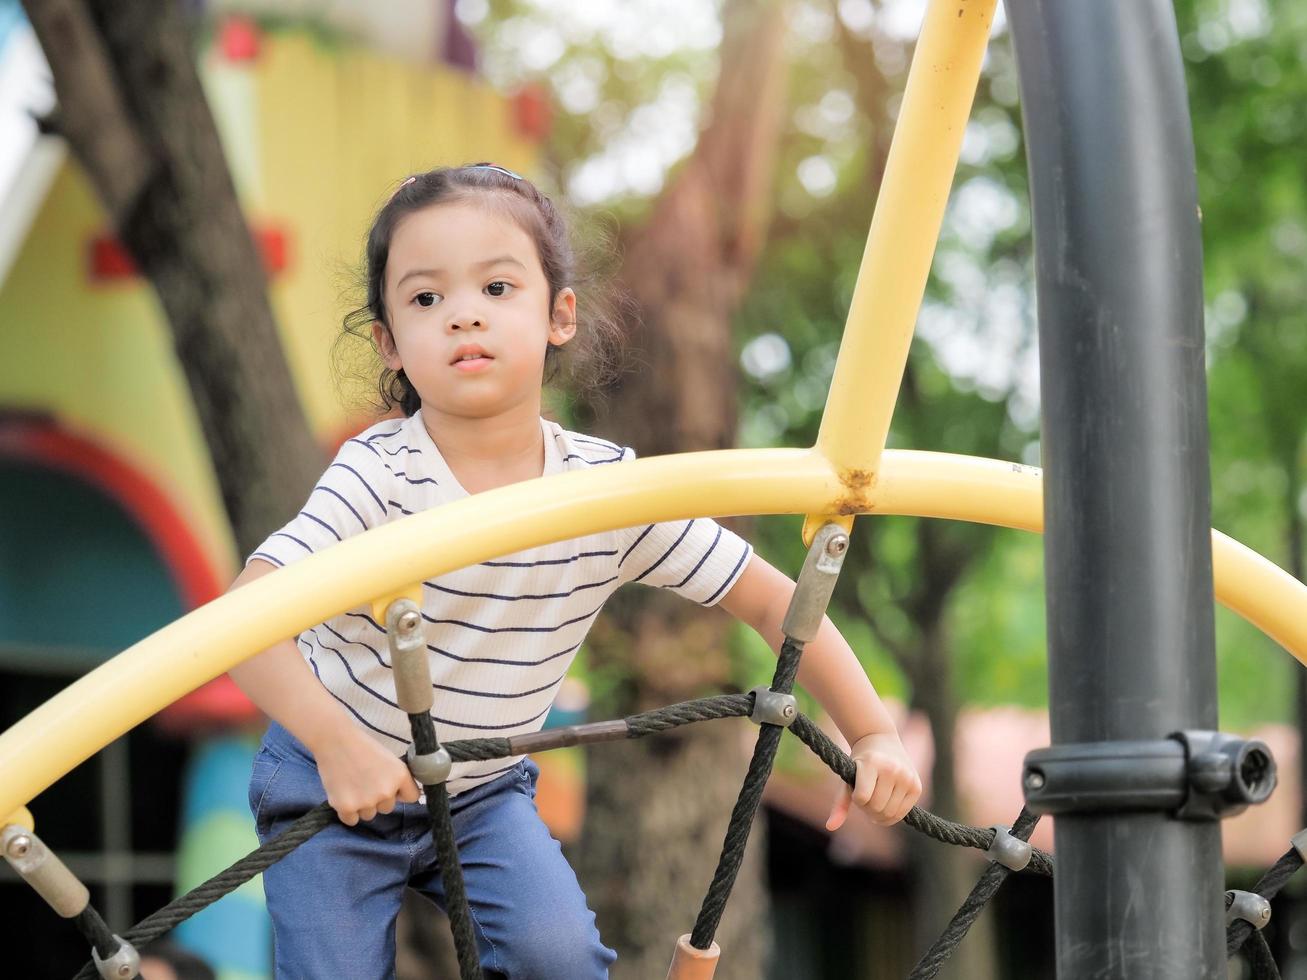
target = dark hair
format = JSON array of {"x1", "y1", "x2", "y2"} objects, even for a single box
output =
[{"x1": 338, "y1": 163, "x2": 627, "y2": 417}]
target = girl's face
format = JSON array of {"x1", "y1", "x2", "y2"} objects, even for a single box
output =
[{"x1": 374, "y1": 201, "x2": 575, "y2": 423}]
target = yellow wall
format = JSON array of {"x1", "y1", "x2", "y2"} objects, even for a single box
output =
[{"x1": 0, "y1": 28, "x2": 539, "y2": 581}]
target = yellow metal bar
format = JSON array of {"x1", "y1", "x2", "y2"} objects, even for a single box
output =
[
  {"x1": 3, "y1": 807, "x2": 34, "y2": 832},
  {"x1": 1, "y1": 449, "x2": 1304, "y2": 822},
  {"x1": 811, "y1": 0, "x2": 997, "y2": 486},
  {"x1": 369, "y1": 584, "x2": 424, "y2": 624}
]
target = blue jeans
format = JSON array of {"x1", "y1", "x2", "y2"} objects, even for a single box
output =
[{"x1": 249, "y1": 721, "x2": 616, "y2": 979}]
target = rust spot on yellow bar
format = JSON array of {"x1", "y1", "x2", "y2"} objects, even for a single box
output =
[
  {"x1": 834, "y1": 467, "x2": 876, "y2": 515},
  {"x1": 802, "y1": 467, "x2": 876, "y2": 543}
]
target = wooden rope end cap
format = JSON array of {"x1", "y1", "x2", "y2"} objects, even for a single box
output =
[{"x1": 666, "y1": 934, "x2": 720, "y2": 980}]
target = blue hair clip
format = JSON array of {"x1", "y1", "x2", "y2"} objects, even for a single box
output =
[{"x1": 470, "y1": 164, "x2": 524, "y2": 180}]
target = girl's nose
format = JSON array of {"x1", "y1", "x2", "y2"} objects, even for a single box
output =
[{"x1": 447, "y1": 314, "x2": 484, "y2": 332}]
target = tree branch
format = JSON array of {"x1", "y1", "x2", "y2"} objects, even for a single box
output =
[{"x1": 20, "y1": 0, "x2": 155, "y2": 225}]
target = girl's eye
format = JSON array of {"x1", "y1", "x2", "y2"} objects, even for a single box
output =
[
  {"x1": 414, "y1": 291, "x2": 440, "y2": 308},
  {"x1": 486, "y1": 281, "x2": 513, "y2": 297}
]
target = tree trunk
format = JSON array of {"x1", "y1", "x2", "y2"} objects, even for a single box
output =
[
  {"x1": 21, "y1": 0, "x2": 323, "y2": 554},
  {"x1": 574, "y1": 1, "x2": 789, "y2": 976}
]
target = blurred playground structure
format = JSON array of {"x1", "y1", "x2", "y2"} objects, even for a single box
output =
[
  {"x1": 0, "y1": 3, "x2": 546, "y2": 975},
  {"x1": 5, "y1": 1, "x2": 1307, "y2": 978}
]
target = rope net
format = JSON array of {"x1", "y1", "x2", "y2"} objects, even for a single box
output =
[{"x1": 55, "y1": 687, "x2": 1289, "y2": 980}]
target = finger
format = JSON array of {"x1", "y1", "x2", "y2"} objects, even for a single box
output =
[
  {"x1": 892, "y1": 781, "x2": 922, "y2": 824},
  {"x1": 867, "y1": 767, "x2": 897, "y2": 815},
  {"x1": 358, "y1": 806, "x2": 378, "y2": 823},
  {"x1": 880, "y1": 785, "x2": 911, "y2": 825},
  {"x1": 852, "y1": 759, "x2": 877, "y2": 808},
  {"x1": 335, "y1": 805, "x2": 359, "y2": 827},
  {"x1": 826, "y1": 786, "x2": 852, "y2": 832},
  {"x1": 376, "y1": 797, "x2": 396, "y2": 816},
  {"x1": 398, "y1": 777, "x2": 421, "y2": 803}
]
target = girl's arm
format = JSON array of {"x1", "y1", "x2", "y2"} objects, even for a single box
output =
[
  {"x1": 228, "y1": 559, "x2": 420, "y2": 824},
  {"x1": 718, "y1": 553, "x2": 922, "y2": 829}
]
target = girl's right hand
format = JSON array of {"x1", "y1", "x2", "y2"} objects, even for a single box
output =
[{"x1": 310, "y1": 726, "x2": 422, "y2": 826}]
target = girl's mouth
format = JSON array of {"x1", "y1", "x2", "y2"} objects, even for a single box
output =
[{"x1": 451, "y1": 345, "x2": 494, "y2": 371}]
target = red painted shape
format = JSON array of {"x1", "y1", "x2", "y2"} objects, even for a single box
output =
[
  {"x1": 154, "y1": 675, "x2": 263, "y2": 733},
  {"x1": 511, "y1": 85, "x2": 553, "y2": 142},
  {"x1": 255, "y1": 226, "x2": 290, "y2": 274},
  {"x1": 88, "y1": 225, "x2": 292, "y2": 281},
  {"x1": 90, "y1": 236, "x2": 137, "y2": 280},
  {"x1": 0, "y1": 419, "x2": 257, "y2": 727},
  {"x1": 220, "y1": 15, "x2": 262, "y2": 63}
]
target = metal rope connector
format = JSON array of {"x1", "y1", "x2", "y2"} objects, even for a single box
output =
[
  {"x1": 92, "y1": 937, "x2": 141, "y2": 980},
  {"x1": 1291, "y1": 828, "x2": 1307, "y2": 864},
  {"x1": 386, "y1": 596, "x2": 432, "y2": 715},
  {"x1": 985, "y1": 825, "x2": 1032, "y2": 872},
  {"x1": 407, "y1": 745, "x2": 453, "y2": 787},
  {"x1": 1225, "y1": 889, "x2": 1271, "y2": 930},
  {"x1": 748, "y1": 686, "x2": 798, "y2": 728},
  {"x1": 780, "y1": 523, "x2": 849, "y2": 643},
  {"x1": 2, "y1": 822, "x2": 90, "y2": 918}
]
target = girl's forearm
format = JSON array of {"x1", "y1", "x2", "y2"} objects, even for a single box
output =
[
  {"x1": 755, "y1": 604, "x2": 898, "y2": 745},
  {"x1": 719, "y1": 554, "x2": 898, "y2": 746},
  {"x1": 226, "y1": 560, "x2": 355, "y2": 753}
]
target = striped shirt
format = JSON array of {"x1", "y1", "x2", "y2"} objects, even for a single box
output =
[{"x1": 248, "y1": 411, "x2": 753, "y2": 795}]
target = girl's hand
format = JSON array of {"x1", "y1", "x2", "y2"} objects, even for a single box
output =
[
  {"x1": 311, "y1": 726, "x2": 422, "y2": 826},
  {"x1": 825, "y1": 731, "x2": 922, "y2": 830}
]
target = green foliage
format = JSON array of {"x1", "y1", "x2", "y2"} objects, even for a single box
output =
[
  {"x1": 1179, "y1": 0, "x2": 1307, "y2": 725},
  {"x1": 469, "y1": 0, "x2": 1307, "y2": 729}
]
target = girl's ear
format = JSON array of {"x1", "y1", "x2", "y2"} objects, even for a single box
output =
[
  {"x1": 372, "y1": 321, "x2": 402, "y2": 370},
  {"x1": 549, "y1": 288, "x2": 577, "y2": 347}
]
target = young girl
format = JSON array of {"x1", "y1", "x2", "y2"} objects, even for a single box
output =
[{"x1": 229, "y1": 163, "x2": 921, "y2": 979}]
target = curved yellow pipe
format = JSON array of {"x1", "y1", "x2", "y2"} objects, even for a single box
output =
[{"x1": 1, "y1": 448, "x2": 1304, "y2": 823}]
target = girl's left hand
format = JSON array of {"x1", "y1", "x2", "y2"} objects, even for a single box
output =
[{"x1": 825, "y1": 731, "x2": 922, "y2": 830}]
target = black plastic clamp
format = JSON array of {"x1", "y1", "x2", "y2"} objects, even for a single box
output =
[
  {"x1": 1225, "y1": 889, "x2": 1271, "y2": 930},
  {"x1": 986, "y1": 825, "x2": 1032, "y2": 872},
  {"x1": 1022, "y1": 730, "x2": 1276, "y2": 820}
]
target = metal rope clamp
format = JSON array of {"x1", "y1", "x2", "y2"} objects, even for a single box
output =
[
  {"x1": 92, "y1": 939, "x2": 142, "y2": 980},
  {"x1": 385, "y1": 598, "x2": 453, "y2": 786},
  {"x1": 1225, "y1": 889, "x2": 1271, "y2": 930},
  {"x1": 406, "y1": 745, "x2": 453, "y2": 787},
  {"x1": 1291, "y1": 828, "x2": 1307, "y2": 864},
  {"x1": 780, "y1": 524, "x2": 850, "y2": 644},
  {"x1": 749, "y1": 686, "x2": 798, "y2": 728},
  {"x1": 3, "y1": 823, "x2": 90, "y2": 918},
  {"x1": 386, "y1": 599, "x2": 433, "y2": 715},
  {"x1": 986, "y1": 825, "x2": 1032, "y2": 872}
]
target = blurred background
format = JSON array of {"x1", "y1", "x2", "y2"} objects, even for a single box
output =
[{"x1": 1, "y1": 0, "x2": 1304, "y2": 977}]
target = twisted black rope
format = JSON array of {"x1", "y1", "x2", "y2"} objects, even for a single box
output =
[
  {"x1": 690, "y1": 638, "x2": 806, "y2": 950},
  {"x1": 59, "y1": 685, "x2": 1301, "y2": 980},
  {"x1": 1227, "y1": 847, "x2": 1303, "y2": 958},
  {"x1": 907, "y1": 807, "x2": 1042, "y2": 980},
  {"x1": 72, "y1": 904, "x2": 125, "y2": 965},
  {"x1": 409, "y1": 710, "x2": 482, "y2": 980},
  {"x1": 71, "y1": 804, "x2": 335, "y2": 980},
  {"x1": 788, "y1": 712, "x2": 1055, "y2": 875},
  {"x1": 1244, "y1": 927, "x2": 1282, "y2": 980}
]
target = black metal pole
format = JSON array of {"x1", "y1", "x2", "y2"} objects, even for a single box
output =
[{"x1": 1005, "y1": 2, "x2": 1223, "y2": 978}]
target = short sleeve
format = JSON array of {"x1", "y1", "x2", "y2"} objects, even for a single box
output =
[
  {"x1": 246, "y1": 437, "x2": 392, "y2": 569},
  {"x1": 616, "y1": 518, "x2": 753, "y2": 606},
  {"x1": 611, "y1": 447, "x2": 753, "y2": 606}
]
